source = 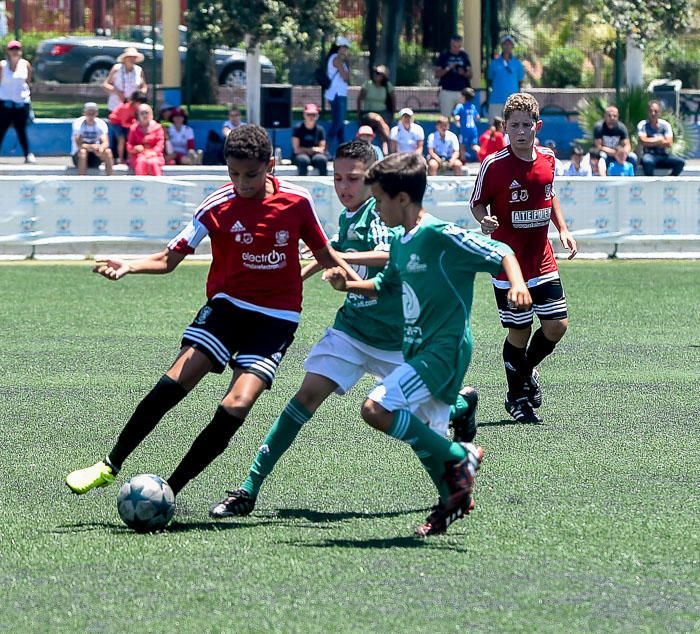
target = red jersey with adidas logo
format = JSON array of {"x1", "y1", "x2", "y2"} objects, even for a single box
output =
[
  {"x1": 168, "y1": 176, "x2": 328, "y2": 321},
  {"x1": 470, "y1": 145, "x2": 558, "y2": 287}
]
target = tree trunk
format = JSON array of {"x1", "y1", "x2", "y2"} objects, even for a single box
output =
[
  {"x1": 363, "y1": 0, "x2": 379, "y2": 74},
  {"x1": 246, "y1": 39, "x2": 262, "y2": 125},
  {"x1": 69, "y1": 0, "x2": 84, "y2": 30},
  {"x1": 377, "y1": 0, "x2": 405, "y2": 84}
]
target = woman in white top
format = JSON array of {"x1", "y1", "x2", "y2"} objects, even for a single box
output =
[
  {"x1": 103, "y1": 47, "x2": 148, "y2": 113},
  {"x1": 0, "y1": 40, "x2": 35, "y2": 163},
  {"x1": 325, "y1": 35, "x2": 350, "y2": 154}
]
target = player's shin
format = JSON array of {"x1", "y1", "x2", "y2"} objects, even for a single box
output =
[
  {"x1": 525, "y1": 327, "x2": 557, "y2": 370},
  {"x1": 167, "y1": 406, "x2": 244, "y2": 495},
  {"x1": 502, "y1": 338, "x2": 528, "y2": 399},
  {"x1": 107, "y1": 375, "x2": 188, "y2": 472},
  {"x1": 241, "y1": 397, "x2": 313, "y2": 496}
]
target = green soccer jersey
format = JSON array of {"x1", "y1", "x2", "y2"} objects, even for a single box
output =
[
  {"x1": 373, "y1": 213, "x2": 513, "y2": 403},
  {"x1": 330, "y1": 198, "x2": 404, "y2": 351}
]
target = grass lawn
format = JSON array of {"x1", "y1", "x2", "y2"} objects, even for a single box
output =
[{"x1": 0, "y1": 260, "x2": 698, "y2": 633}]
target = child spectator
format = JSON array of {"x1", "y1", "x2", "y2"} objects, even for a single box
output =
[
  {"x1": 356, "y1": 124, "x2": 384, "y2": 161},
  {"x1": 165, "y1": 107, "x2": 199, "y2": 165},
  {"x1": 108, "y1": 91, "x2": 147, "y2": 164},
  {"x1": 426, "y1": 115, "x2": 463, "y2": 175},
  {"x1": 452, "y1": 87, "x2": 480, "y2": 162},
  {"x1": 477, "y1": 116, "x2": 506, "y2": 162},
  {"x1": 222, "y1": 105, "x2": 245, "y2": 137},
  {"x1": 588, "y1": 148, "x2": 607, "y2": 176},
  {"x1": 607, "y1": 142, "x2": 635, "y2": 177},
  {"x1": 71, "y1": 101, "x2": 114, "y2": 175},
  {"x1": 562, "y1": 144, "x2": 592, "y2": 177}
]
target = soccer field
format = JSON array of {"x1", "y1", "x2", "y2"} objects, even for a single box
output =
[{"x1": 1, "y1": 260, "x2": 698, "y2": 633}]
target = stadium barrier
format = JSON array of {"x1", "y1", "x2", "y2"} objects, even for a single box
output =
[{"x1": 1, "y1": 176, "x2": 699, "y2": 259}]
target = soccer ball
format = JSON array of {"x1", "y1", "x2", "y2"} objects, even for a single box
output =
[{"x1": 117, "y1": 474, "x2": 175, "y2": 532}]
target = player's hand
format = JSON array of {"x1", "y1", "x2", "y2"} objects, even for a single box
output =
[
  {"x1": 480, "y1": 214, "x2": 499, "y2": 234},
  {"x1": 322, "y1": 266, "x2": 348, "y2": 291},
  {"x1": 507, "y1": 282, "x2": 532, "y2": 310},
  {"x1": 560, "y1": 230, "x2": 578, "y2": 260},
  {"x1": 93, "y1": 258, "x2": 130, "y2": 280}
]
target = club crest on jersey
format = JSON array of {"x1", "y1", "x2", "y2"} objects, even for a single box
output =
[
  {"x1": 402, "y1": 281, "x2": 421, "y2": 324},
  {"x1": 509, "y1": 179, "x2": 521, "y2": 189},
  {"x1": 544, "y1": 184, "x2": 553, "y2": 200},
  {"x1": 194, "y1": 306, "x2": 213, "y2": 325},
  {"x1": 346, "y1": 223, "x2": 360, "y2": 241},
  {"x1": 275, "y1": 230, "x2": 289, "y2": 247},
  {"x1": 406, "y1": 253, "x2": 428, "y2": 273},
  {"x1": 230, "y1": 220, "x2": 246, "y2": 233},
  {"x1": 235, "y1": 232, "x2": 254, "y2": 244},
  {"x1": 510, "y1": 188, "x2": 529, "y2": 203}
]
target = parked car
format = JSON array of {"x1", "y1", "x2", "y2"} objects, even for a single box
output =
[{"x1": 33, "y1": 26, "x2": 276, "y2": 86}]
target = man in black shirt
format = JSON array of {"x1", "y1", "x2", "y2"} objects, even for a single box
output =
[
  {"x1": 291, "y1": 103, "x2": 328, "y2": 176},
  {"x1": 592, "y1": 105, "x2": 637, "y2": 169},
  {"x1": 434, "y1": 35, "x2": 472, "y2": 117}
]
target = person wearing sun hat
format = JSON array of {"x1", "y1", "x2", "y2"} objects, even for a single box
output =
[
  {"x1": 325, "y1": 35, "x2": 351, "y2": 154},
  {"x1": 103, "y1": 46, "x2": 148, "y2": 113},
  {"x1": 0, "y1": 40, "x2": 36, "y2": 163}
]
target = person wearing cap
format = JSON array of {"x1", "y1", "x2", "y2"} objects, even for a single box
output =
[
  {"x1": 356, "y1": 125, "x2": 384, "y2": 161},
  {"x1": 71, "y1": 102, "x2": 113, "y2": 176},
  {"x1": 103, "y1": 47, "x2": 148, "y2": 113},
  {"x1": 291, "y1": 103, "x2": 328, "y2": 176},
  {"x1": 434, "y1": 35, "x2": 473, "y2": 118},
  {"x1": 389, "y1": 108, "x2": 425, "y2": 155},
  {"x1": 357, "y1": 64, "x2": 395, "y2": 154},
  {"x1": 165, "y1": 107, "x2": 199, "y2": 165},
  {"x1": 0, "y1": 40, "x2": 35, "y2": 163},
  {"x1": 487, "y1": 35, "x2": 525, "y2": 120},
  {"x1": 325, "y1": 36, "x2": 351, "y2": 154}
]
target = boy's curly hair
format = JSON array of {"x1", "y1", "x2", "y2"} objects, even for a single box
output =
[
  {"x1": 503, "y1": 92, "x2": 540, "y2": 122},
  {"x1": 224, "y1": 124, "x2": 272, "y2": 162}
]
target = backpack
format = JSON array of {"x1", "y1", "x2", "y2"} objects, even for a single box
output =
[{"x1": 314, "y1": 56, "x2": 338, "y2": 90}]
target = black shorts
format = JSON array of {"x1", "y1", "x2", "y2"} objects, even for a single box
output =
[
  {"x1": 494, "y1": 279, "x2": 568, "y2": 328},
  {"x1": 72, "y1": 152, "x2": 103, "y2": 168},
  {"x1": 181, "y1": 298, "x2": 297, "y2": 386}
]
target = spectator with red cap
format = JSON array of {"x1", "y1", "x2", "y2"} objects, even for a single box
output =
[
  {"x1": 0, "y1": 40, "x2": 35, "y2": 163},
  {"x1": 356, "y1": 124, "x2": 384, "y2": 161},
  {"x1": 291, "y1": 103, "x2": 328, "y2": 176},
  {"x1": 165, "y1": 107, "x2": 199, "y2": 165}
]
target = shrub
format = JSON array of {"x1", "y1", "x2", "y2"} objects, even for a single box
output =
[{"x1": 542, "y1": 46, "x2": 585, "y2": 88}]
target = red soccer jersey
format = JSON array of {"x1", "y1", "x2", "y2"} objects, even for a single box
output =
[
  {"x1": 470, "y1": 145, "x2": 558, "y2": 287},
  {"x1": 168, "y1": 176, "x2": 328, "y2": 321}
]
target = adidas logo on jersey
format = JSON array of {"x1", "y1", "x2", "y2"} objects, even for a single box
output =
[
  {"x1": 509, "y1": 179, "x2": 521, "y2": 189},
  {"x1": 230, "y1": 220, "x2": 246, "y2": 233}
]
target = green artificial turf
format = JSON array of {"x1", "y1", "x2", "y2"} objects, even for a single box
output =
[{"x1": 0, "y1": 261, "x2": 698, "y2": 633}]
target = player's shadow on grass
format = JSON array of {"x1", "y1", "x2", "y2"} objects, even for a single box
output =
[
  {"x1": 479, "y1": 418, "x2": 543, "y2": 428},
  {"x1": 266, "y1": 507, "x2": 425, "y2": 524},
  {"x1": 51, "y1": 520, "x2": 268, "y2": 534},
  {"x1": 285, "y1": 535, "x2": 472, "y2": 551}
]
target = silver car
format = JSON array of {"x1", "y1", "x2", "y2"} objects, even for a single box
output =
[{"x1": 34, "y1": 26, "x2": 276, "y2": 86}]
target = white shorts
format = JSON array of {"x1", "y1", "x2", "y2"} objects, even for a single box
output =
[
  {"x1": 367, "y1": 363, "x2": 451, "y2": 437},
  {"x1": 304, "y1": 328, "x2": 403, "y2": 395}
]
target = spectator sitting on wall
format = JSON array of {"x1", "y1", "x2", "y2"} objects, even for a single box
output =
[
  {"x1": 637, "y1": 100, "x2": 685, "y2": 176},
  {"x1": 487, "y1": 34, "x2": 525, "y2": 120},
  {"x1": 165, "y1": 107, "x2": 200, "y2": 165},
  {"x1": 127, "y1": 104, "x2": 165, "y2": 176},
  {"x1": 389, "y1": 108, "x2": 425, "y2": 155},
  {"x1": 562, "y1": 144, "x2": 592, "y2": 177},
  {"x1": 607, "y1": 142, "x2": 635, "y2": 177},
  {"x1": 593, "y1": 105, "x2": 637, "y2": 169},
  {"x1": 453, "y1": 87, "x2": 480, "y2": 162},
  {"x1": 356, "y1": 124, "x2": 384, "y2": 161},
  {"x1": 427, "y1": 115, "x2": 463, "y2": 176},
  {"x1": 356, "y1": 64, "x2": 394, "y2": 156},
  {"x1": 291, "y1": 103, "x2": 328, "y2": 176},
  {"x1": 222, "y1": 105, "x2": 245, "y2": 137},
  {"x1": 72, "y1": 101, "x2": 113, "y2": 176},
  {"x1": 108, "y1": 90, "x2": 147, "y2": 164},
  {"x1": 588, "y1": 148, "x2": 607, "y2": 176},
  {"x1": 477, "y1": 116, "x2": 506, "y2": 162},
  {"x1": 434, "y1": 34, "x2": 472, "y2": 118}
]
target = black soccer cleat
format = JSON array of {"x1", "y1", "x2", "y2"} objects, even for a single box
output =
[
  {"x1": 209, "y1": 489, "x2": 257, "y2": 518},
  {"x1": 524, "y1": 368, "x2": 542, "y2": 408},
  {"x1": 505, "y1": 396, "x2": 543, "y2": 424},
  {"x1": 450, "y1": 386, "x2": 479, "y2": 443}
]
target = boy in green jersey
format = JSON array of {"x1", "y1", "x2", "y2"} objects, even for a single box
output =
[
  {"x1": 209, "y1": 141, "x2": 477, "y2": 519},
  {"x1": 326, "y1": 153, "x2": 531, "y2": 536}
]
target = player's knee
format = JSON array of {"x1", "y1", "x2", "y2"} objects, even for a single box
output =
[
  {"x1": 543, "y1": 319, "x2": 568, "y2": 342},
  {"x1": 294, "y1": 387, "x2": 322, "y2": 414},
  {"x1": 361, "y1": 399, "x2": 383, "y2": 428},
  {"x1": 219, "y1": 394, "x2": 253, "y2": 419}
]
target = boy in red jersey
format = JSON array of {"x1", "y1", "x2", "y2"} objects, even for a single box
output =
[
  {"x1": 66, "y1": 124, "x2": 356, "y2": 503},
  {"x1": 470, "y1": 93, "x2": 577, "y2": 423}
]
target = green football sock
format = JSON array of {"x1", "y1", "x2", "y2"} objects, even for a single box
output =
[
  {"x1": 241, "y1": 397, "x2": 312, "y2": 497},
  {"x1": 387, "y1": 410, "x2": 467, "y2": 497},
  {"x1": 449, "y1": 393, "x2": 469, "y2": 422}
]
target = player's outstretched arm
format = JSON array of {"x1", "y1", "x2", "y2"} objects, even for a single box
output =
[
  {"x1": 471, "y1": 202, "x2": 499, "y2": 235},
  {"x1": 323, "y1": 267, "x2": 378, "y2": 297},
  {"x1": 501, "y1": 254, "x2": 532, "y2": 310},
  {"x1": 312, "y1": 245, "x2": 363, "y2": 282},
  {"x1": 93, "y1": 248, "x2": 186, "y2": 280},
  {"x1": 550, "y1": 197, "x2": 578, "y2": 260},
  {"x1": 301, "y1": 250, "x2": 389, "y2": 282}
]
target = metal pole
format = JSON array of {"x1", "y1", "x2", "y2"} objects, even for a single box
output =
[
  {"x1": 615, "y1": 31, "x2": 622, "y2": 104},
  {"x1": 151, "y1": 0, "x2": 157, "y2": 111},
  {"x1": 185, "y1": 0, "x2": 191, "y2": 113},
  {"x1": 14, "y1": 0, "x2": 20, "y2": 40}
]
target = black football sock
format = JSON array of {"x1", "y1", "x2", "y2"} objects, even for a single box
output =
[
  {"x1": 167, "y1": 406, "x2": 244, "y2": 495},
  {"x1": 107, "y1": 375, "x2": 188, "y2": 472},
  {"x1": 525, "y1": 328, "x2": 557, "y2": 371},
  {"x1": 503, "y1": 338, "x2": 528, "y2": 400}
]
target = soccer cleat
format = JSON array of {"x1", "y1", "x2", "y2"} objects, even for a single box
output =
[
  {"x1": 524, "y1": 368, "x2": 542, "y2": 408},
  {"x1": 505, "y1": 396, "x2": 543, "y2": 423},
  {"x1": 208, "y1": 489, "x2": 257, "y2": 518},
  {"x1": 415, "y1": 443, "x2": 484, "y2": 537},
  {"x1": 65, "y1": 461, "x2": 116, "y2": 494},
  {"x1": 450, "y1": 386, "x2": 479, "y2": 443}
]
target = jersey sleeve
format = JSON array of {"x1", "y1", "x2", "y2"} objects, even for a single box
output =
[
  {"x1": 440, "y1": 224, "x2": 513, "y2": 275},
  {"x1": 167, "y1": 214, "x2": 210, "y2": 254},
  {"x1": 299, "y1": 198, "x2": 329, "y2": 253},
  {"x1": 372, "y1": 245, "x2": 401, "y2": 296},
  {"x1": 469, "y1": 157, "x2": 495, "y2": 208}
]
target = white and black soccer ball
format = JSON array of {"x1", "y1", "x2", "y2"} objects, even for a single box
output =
[{"x1": 117, "y1": 474, "x2": 175, "y2": 532}]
